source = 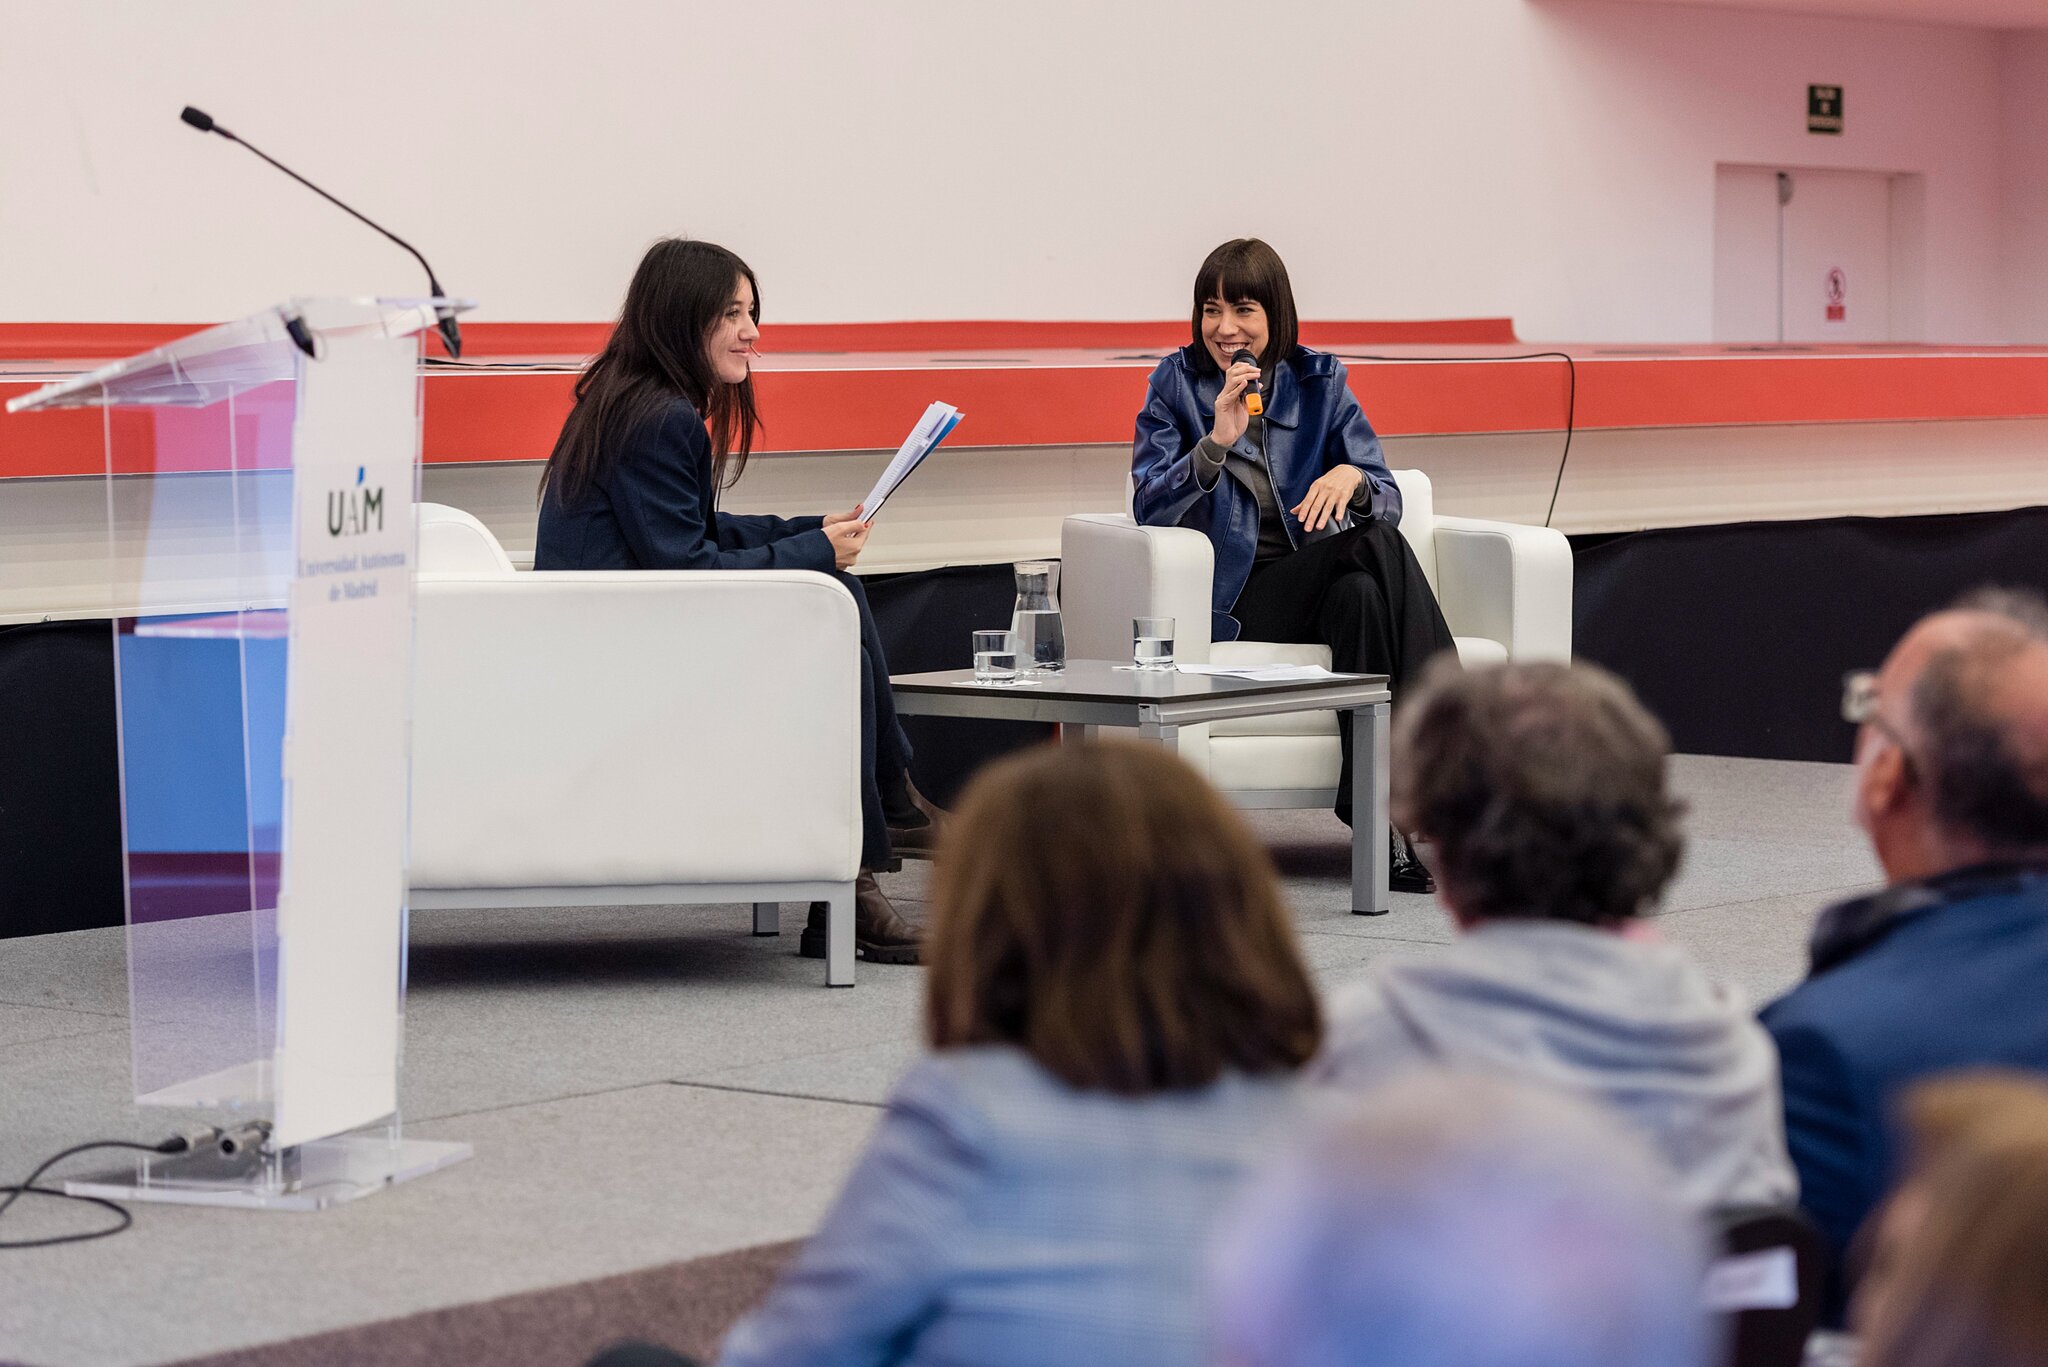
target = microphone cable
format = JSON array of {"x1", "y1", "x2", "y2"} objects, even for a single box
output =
[
  {"x1": 1330, "y1": 351, "x2": 1577, "y2": 529},
  {"x1": 0, "y1": 1127, "x2": 230, "y2": 1250}
]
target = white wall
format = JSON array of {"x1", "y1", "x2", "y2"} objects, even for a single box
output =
[
  {"x1": 0, "y1": 0, "x2": 2024, "y2": 341},
  {"x1": 1999, "y1": 31, "x2": 2048, "y2": 343}
]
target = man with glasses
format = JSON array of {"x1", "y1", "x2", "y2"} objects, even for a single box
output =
[{"x1": 1760, "y1": 588, "x2": 2048, "y2": 1318}]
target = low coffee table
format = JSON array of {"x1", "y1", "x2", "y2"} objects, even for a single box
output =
[{"x1": 890, "y1": 659, "x2": 1394, "y2": 914}]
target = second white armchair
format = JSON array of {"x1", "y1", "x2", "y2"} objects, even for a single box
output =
[{"x1": 1060, "y1": 469, "x2": 1572, "y2": 805}]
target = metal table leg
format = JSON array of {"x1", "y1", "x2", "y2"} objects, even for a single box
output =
[
  {"x1": 1136, "y1": 709, "x2": 1179, "y2": 747},
  {"x1": 1352, "y1": 701, "x2": 1391, "y2": 916}
]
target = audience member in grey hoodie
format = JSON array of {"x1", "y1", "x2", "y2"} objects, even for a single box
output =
[{"x1": 1315, "y1": 660, "x2": 1796, "y2": 1212}]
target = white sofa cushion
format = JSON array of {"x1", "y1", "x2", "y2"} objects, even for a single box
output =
[
  {"x1": 1453, "y1": 635, "x2": 1510, "y2": 668},
  {"x1": 1209, "y1": 735, "x2": 1343, "y2": 792},
  {"x1": 410, "y1": 571, "x2": 862, "y2": 889},
  {"x1": 418, "y1": 504, "x2": 516, "y2": 575}
]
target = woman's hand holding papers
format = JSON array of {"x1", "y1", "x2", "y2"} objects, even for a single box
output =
[{"x1": 824, "y1": 512, "x2": 873, "y2": 569}]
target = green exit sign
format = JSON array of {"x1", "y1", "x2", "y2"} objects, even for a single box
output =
[{"x1": 1809, "y1": 85, "x2": 1844, "y2": 135}]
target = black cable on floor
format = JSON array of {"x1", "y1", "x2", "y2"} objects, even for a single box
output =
[
  {"x1": 1331, "y1": 351, "x2": 1578, "y2": 529},
  {"x1": 0, "y1": 1131, "x2": 215, "y2": 1250}
]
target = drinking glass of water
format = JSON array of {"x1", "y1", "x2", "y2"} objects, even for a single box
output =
[
  {"x1": 973, "y1": 630, "x2": 1021, "y2": 685},
  {"x1": 1133, "y1": 616, "x2": 1175, "y2": 671}
]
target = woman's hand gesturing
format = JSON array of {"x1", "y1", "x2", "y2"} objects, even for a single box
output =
[
  {"x1": 1208, "y1": 359, "x2": 1261, "y2": 450},
  {"x1": 1291, "y1": 466, "x2": 1365, "y2": 534}
]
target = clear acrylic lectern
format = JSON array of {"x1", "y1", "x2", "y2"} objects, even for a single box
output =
[{"x1": 6, "y1": 299, "x2": 474, "y2": 1209}]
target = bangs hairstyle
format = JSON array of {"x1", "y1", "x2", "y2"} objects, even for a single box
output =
[
  {"x1": 925, "y1": 741, "x2": 1321, "y2": 1095},
  {"x1": 540, "y1": 237, "x2": 762, "y2": 507},
  {"x1": 1191, "y1": 237, "x2": 1301, "y2": 374}
]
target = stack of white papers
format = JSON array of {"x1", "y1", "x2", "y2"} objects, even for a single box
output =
[
  {"x1": 1176, "y1": 663, "x2": 1338, "y2": 682},
  {"x1": 860, "y1": 400, "x2": 964, "y2": 518}
]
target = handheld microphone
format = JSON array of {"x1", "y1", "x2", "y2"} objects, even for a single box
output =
[
  {"x1": 180, "y1": 106, "x2": 462, "y2": 358},
  {"x1": 1229, "y1": 348, "x2": 1264, "y2": 417}
]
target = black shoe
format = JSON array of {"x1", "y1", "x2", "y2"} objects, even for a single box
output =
[
  {"x1": 801, "y1": 871, "x2": 923, "y2": 964},
  {"x1": 1390, "y1": 837, "x2": 1436, "y2": 895}
]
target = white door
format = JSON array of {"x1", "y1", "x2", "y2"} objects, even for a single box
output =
[
  {"x1": 1713, "y1": 165, "x2": 1896, "y2": 343},
  {"x1": 1713, "y1": 166, "x2": 1784, "y2": 343},
  {"x1": 1781, "y1": 169, "x2": 1892, "y2": 343}
]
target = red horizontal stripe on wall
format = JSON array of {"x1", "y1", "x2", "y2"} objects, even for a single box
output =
[
  {"x1": 11, "y1": 344, "x2": 2048, "y2": 481},
  {"x1": 1575, "y1": 355, "x2": 2048, "y2": 428}
]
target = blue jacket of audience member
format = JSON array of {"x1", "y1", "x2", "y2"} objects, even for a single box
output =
[
  {"x1": 534, "y1": 395, "x2": 833, "y2": 572},
  {"x1": 716, "y1": 1046, "x2": 1303, "y2": 1367},
  {"x1": 1760, "y1": 864, "x2": 2048, "y2": 1293},
  {"x1": 1132, "y1": 344, "x2": 1400, "y2": 642}
]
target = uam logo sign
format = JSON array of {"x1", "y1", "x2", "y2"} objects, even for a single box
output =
[{"x1": 328, "y1": 465, "x2": 385, "y2": 537}]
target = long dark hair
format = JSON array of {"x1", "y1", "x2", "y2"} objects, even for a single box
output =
[
  {"x1": 1190, "y1": 237, "x2": 1301, "y2": 375},
  {"x1": 540, "y1": 238, "x2": 762, "y2": 506}
]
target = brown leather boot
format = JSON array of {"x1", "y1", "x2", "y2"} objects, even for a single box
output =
[
  {"x1": 801, "y1": 871, "x2": 922, "y2": 964},
  {"x1": 885, "y1": 779, "x2": 951, "y2": 861}
]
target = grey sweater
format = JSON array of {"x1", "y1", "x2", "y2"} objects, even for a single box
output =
[{"x1": 1315, "y1": 920, "x2": 1797, "y2": 1212}]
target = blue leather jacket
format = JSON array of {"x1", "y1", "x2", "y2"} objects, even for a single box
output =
[{"x1": 1132, "y1": 344, "x2": 1400, "y2": 641}]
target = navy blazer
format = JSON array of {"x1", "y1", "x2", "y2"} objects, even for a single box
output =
[
  {"x1": 1760, "y1": 865, "x2": 2048, "y2": 1302},
  {"x1": 534, "y1": 395, "x2": 832, "y2": 573},
  {"x1": 1132, "y1": 344, "x2": 1400, "y2": 641}
]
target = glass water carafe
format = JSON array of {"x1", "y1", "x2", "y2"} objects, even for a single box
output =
[{"x1": 1011, "y1": 560, "x2": 1066, "y2": 675}]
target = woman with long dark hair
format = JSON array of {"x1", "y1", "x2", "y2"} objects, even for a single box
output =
[
  {"x1": 537, "y1": 237, "x2": 931, "y2": 962},
  {"x1": 1132, "y1": 237, "x2": 1457, "y2": 892}
]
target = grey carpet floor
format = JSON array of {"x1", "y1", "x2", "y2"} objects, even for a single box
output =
[{"x1": 0, "y1": 754, "x2": 1879, "y2": 1367}]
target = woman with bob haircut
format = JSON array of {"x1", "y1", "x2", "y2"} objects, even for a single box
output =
[
  {"x1": 536, "y1": 237, "x2": 932, "y2": 963},
  {"x1": 716, "y1": 740, "x2": 1321, "y2": 1367},
  {"x1": 1133, "y1": 237, "x2": 1456, "y2": 891}
]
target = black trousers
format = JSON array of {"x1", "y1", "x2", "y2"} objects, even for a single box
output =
[
  {"x1": 1231, "y1": 519, "x2": 1457, "y2": 821},
  {"x1": 833, "y1": 569, "x2": 916, "y2": 869}
]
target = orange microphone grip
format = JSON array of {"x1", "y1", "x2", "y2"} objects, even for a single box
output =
[{"x1": 1244, "y1": 390, "x2": 1264, "y2": 417}]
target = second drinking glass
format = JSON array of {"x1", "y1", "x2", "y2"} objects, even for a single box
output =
[{"x1": 1133, "y1": 616, "x2": 1175, "y2": 670}]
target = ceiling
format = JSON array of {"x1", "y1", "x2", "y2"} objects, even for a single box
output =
[{"x1": 1603, "y1": 0, "x2": 2048, "y2": 28}]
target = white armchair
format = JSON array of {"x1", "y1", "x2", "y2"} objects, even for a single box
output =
[
  {"x1": 408, "y1": 504, "x2": 864, "y2": 985},
  {"x1": 1060, "y1": 469, "x2": 1572, "y2": 804}
]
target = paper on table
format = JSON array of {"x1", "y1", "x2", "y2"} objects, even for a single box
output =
[
  {"x1": 860, "y1": 400, "x2": 963, "y2": 519},
  {"x1": 1175, "y1": 663, "x2": 1338, "y2": 682}
]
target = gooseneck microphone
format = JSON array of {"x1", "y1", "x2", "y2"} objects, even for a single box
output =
[
  {"x1": 1229, "y1": 348, "x2": 1264, "y2": 417},
  {"x1": 179, "y1": 106, "x2": 462, "y2": 358}
]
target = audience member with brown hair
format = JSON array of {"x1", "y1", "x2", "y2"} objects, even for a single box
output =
[
  {"x1": 716, "y1": 740, "x2": 1322, "y2": 1367},
  {"x1": 1762, "y1": 589, "x2": 2048, "y2": 1315},
  {"x1": 1853, "y1": 1072, "x2": 2048, "y2": 1367},
  {"x1": 1315, "y1": 659, "x2": 1797, "y2": 1210}
]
